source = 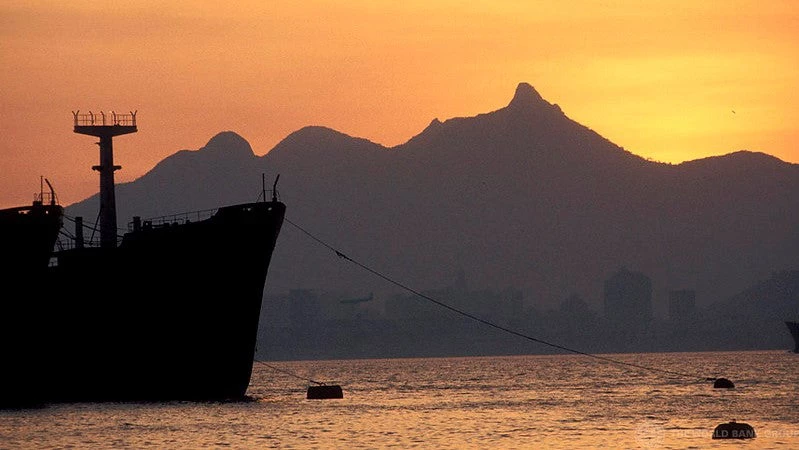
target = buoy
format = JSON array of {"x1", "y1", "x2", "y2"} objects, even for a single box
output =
[
  {"x1": 713, "y1": 377, "x2": 735, "y2": 389},
  {"x1": 307, "y1": 384, "x2": 343, "y2": 399},
  {"x1": 712, "y1": 421, "x2": 756, "y2": 439}
]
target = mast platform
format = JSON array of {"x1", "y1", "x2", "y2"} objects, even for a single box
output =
[{"x1": 72, "y1": 110, "x2": 138, "y2": 249}]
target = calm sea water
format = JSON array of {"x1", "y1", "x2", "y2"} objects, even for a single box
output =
[{"x1": 2, "y1": 350, "x2": 797, "y2": 449}]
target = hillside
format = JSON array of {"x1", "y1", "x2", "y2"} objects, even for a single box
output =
[{"x1": 66, "y1": 83, "x2": 799, "y2": 329}]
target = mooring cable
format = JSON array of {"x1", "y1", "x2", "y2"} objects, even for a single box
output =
[
  {"x1": 253, "y1": 359, "x2": 327, "y2": 386},
  {"x1": 285, "y1": 216, "x2": 718, "y2": 383}
]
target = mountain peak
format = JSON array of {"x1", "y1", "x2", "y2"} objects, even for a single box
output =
[
  {"x1": 508, "y1": 82, "x2": 545, "y2": 108},
  {"x1": 200, "y1": 131, "x2": 254, "y2": 159},
  {"x1": 205, "y1": 131, "x2": 252, "y2": 151}
]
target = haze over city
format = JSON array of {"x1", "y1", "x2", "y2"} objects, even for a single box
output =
[{"x1": 2, "y1": 0, "x2": 798, "y2": 208}]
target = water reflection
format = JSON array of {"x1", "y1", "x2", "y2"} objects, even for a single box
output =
[{"x1": 1, "y1": 351, "x2": 796, "y2": 449}]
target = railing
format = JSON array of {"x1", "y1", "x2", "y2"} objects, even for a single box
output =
[
  {"x1": 33, "y1": 190, "x2": 57, "y2": 206},
  {"x1": 53, "y1": 236, "x2": 102, "y2": 252},
  {"x1": 33, "y1": 177, "x2": 58, "y2": 206},
  {"x1": 54, "y1": 194, "x2": 278, "y2": 253},
  {"x1": 132, "y1": 208, "x2": 219, "y2": 231},
  {"x1": 72, "y1": 110, "x2": 137, "y2": 127}
]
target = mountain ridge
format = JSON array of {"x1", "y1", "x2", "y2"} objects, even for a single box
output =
[{"x1": 65, "y1": 83, "x2": 799, "y2": 321}]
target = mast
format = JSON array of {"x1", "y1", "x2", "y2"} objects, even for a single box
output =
[{"x1": 73, "y1": 110, "x2": 138, "y2": 249}]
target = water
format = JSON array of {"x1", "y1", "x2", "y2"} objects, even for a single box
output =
[{"x1": 2, "y1": 351, "x2": 797, "y2": 449}]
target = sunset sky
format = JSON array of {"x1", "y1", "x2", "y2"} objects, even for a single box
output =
[{"x1": 2, "y1": 0, "x2": 797, "y2": 208}]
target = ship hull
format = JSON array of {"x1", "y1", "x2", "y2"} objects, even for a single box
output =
[
  {"x1": 39, "y1": 200, "x2": 285, "y2": 403},
  {"x1": 1, "y1": 202, "x2": 64, "y2": 408},
  {"x1": 787, "y1": 321, "x2": 799, "y2": 354},
  {"x1": 0, "y1": 202, "x2": 64, "y2": 277}
]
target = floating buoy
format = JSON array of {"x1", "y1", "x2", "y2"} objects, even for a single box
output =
[
  {"x1": 307, "y1": 384, "x2": 343, "y2": 399},
  {"x1": 712, "y1": 421, "x2": 756, "y2": 439},
  {"x1": 713, "y1": 377, "x2": 735, "y2": 389}
]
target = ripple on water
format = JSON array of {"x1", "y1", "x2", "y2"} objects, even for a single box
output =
[{"x1": 1, "y1": 351, "x2": 796, "y2": 449}]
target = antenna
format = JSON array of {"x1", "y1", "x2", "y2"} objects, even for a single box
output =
[
  {"x1": 272, "y1": 174, "x2": 280, "y2": 202},
  {"x1": 44, "y1": 178, "x2": 57, "y2": 205}
]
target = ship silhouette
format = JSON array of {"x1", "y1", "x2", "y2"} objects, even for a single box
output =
[
  {"x1": 787, "y1": 321, "x2": 799, "y2": 353},
  {"x1": 0, "y1": 112, "x2": 285, "y2": 407}
]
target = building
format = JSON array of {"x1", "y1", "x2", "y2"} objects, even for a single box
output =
[
  {"x1": 603, "y1": 267, "x2": 653, "y2": 327},
  {"x1": 668, "y1": 289, "x2": 696, "y2": 322}
]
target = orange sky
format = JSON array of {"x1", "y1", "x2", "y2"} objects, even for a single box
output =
[{"x1": 1, "y1": 0, "x2": 797, "y2": 209}]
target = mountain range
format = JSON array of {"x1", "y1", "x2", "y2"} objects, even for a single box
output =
[{"x1": 67, "y1": 83, "x2": 799, "y2": 320}]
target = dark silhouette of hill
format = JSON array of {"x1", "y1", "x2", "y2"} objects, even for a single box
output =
[
  {"x1": 68, "y1": 131, "x2": 264, "y2": 221},
  {"x1": 695, "y1": 270, "x2": 799, "y2": 351},
  {"x1": 66, "y1": 83, "x2": 799, "y2": 342}
]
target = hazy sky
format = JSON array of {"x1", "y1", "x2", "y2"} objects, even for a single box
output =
[{"x1": 2, "y1": 0, "x2": 797, "y2": 208}]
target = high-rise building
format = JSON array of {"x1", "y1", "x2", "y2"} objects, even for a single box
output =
[
  {"x1": 604, "y1": 268, "x2": 653, "y2": 326},
  {"x1": 668, "y1": 289, "x2": 696, "y2": 322}
]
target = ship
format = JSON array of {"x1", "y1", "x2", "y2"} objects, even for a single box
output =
[
  {"x1": 1, "y1": 111, "x2": 285, "y2": 406},
  {"x1": 787, "y1": 321, "x2": 799, "y2": 353},
  {"x1": 1, "y1": 182, "x2": 64, "y2": 408},
  {"x1": 0, "y1": 179, "x2": 64, "y2": 277}
]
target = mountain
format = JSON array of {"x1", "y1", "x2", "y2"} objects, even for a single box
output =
[
  {"x1": 693, "y1": 270, "x2": 799, "y2": 351},
  {"x1": 66, "y1": 83, "x2": 799, "y2": 321},
  {"x1": 69, "y1": 131, "x2": 265, "y2": 220}
]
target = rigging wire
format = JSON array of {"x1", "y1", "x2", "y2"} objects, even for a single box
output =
[
  {"x1": 61, "y1": 212, "x2": 171, "y2": 245},
  {"x1": 90, "y1": 209, "x2": 102, "y2": 243},
  {"x1": 60, "y1": 214, "x2": 119, "y2": 245},
  {"x1": 284, "y1": 216, "x2": 716, "y2": 383}
]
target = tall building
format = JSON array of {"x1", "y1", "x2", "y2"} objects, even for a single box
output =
[
  {"x1": 604, "y1": 268, "x2": 653, "y2": 327},
  {"x1": 668, "y1": 289, "x2": 696, "y2": 322}
]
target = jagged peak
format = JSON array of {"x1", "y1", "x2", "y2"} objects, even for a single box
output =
[
  {"x1": 399, "y1": 118, "x2": 446, "y2": 148},
  {"x1": 507, "y1": 82, "x2": 545, "y2": 109},
  {"x1": 420, "y1": 118, "x2": 443, "y2": 134}
]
